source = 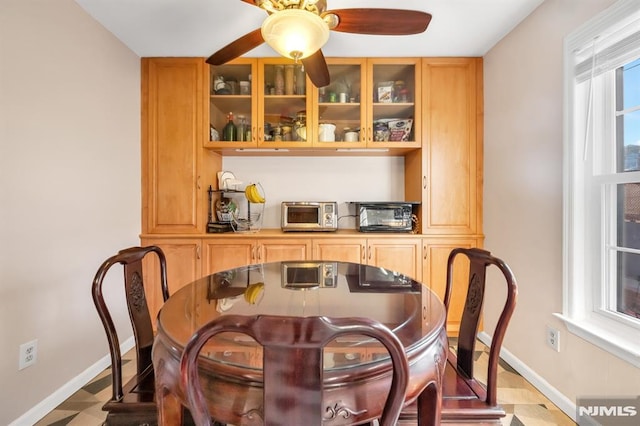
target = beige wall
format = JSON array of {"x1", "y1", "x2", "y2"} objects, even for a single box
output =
[
  {"x1": 484, "y1": 0, "x2": 640, "y2": 409},
  {"x1": 0, "y1": 0, "x2": 140, "y2": 423}
]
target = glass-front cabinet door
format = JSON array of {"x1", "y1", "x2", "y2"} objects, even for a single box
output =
[
  {"x1": 207, "y1": 58, "x2": 258, "y2": 149},
  {"x1": 312, "y1": 58, "x2": 366, "y2": 148},
  {"x1": 257, "y1": 58, "x2": 313, "y2": 148},
  {"x1": 366, "y1": 58, "x2": 421, "y2": 149},
  {"x1": 311, "y1": 58, "x2": 421, "y2": 150}
]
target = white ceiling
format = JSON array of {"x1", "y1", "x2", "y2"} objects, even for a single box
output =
[{"x1": 75, "y1": 0, "x2": 544, "y2": 59}]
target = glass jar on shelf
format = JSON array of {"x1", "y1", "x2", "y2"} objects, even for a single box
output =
[
  {"x1": 273, "y1": 126, "x2": 282, "y2": 142},
  {"x1": 274, "y1": 65, "x2": 285, "y2": 95},
  {"x1": 295, "y1": 65, "x2": 305, "y2": 95},
  {"x1": 284, "y1": 65, "x2": 295, "y2": 95},
  {"x1": 281, "y1": 125, "x2": 292, "y2": 141},
  {"x1": 293, "y1": 110, "x2": 306, "y2": 141},
  {"x1": 318, "y1": 87, "x2": 326, "y2": 102},
  {"x1": 237, "y1": 115, "x2": 247, "y2": 142}
]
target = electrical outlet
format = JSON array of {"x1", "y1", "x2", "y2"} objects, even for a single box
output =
[
  {"x1": 546, "y1": 326, "x2": 560, "y2": 352},
  {"x1": 19, "y1": 339, "x2": 38, "y2": 370}
]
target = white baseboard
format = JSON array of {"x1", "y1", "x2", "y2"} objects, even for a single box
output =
[
  {"x1": 477, "y1": 331, "x2": 577, "y2": 422},
  {"x1": 9, "y1": 337, "x2": 134, "y2": 426}
]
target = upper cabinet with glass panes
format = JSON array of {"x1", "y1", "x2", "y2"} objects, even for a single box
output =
[
  {"x1": 206, "y1": 57, "x2": 421, "y2": 153},
  {"x1": 311, "y1": 58, "x2": 421, "y2": 150},
  {"x1": 207, "y1": 58, "x2": 314, "y2": 150},
  {"x1": 207, "y1": 59, "x2": 258, "y2": 149},
  {"x1": 257, "y1": 58, "x2": 314, "y2": 148}
]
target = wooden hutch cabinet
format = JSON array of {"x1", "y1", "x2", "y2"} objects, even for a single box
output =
[{"x1": 140, "y1": 57, "x2": 483, "y2": 332}]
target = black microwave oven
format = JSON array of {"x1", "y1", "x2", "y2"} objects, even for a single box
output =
[{"x1": 355, "y1": 202, "x2": 418, "y2": 233}]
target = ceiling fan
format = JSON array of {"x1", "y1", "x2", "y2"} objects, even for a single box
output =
[{"x1": 206, "y1": 0, "x2": 432, "y2": 88}]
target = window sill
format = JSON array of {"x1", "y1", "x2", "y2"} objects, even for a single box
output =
[{"x1": 554, "y1": 313, "x2": 640, "y2": 368}]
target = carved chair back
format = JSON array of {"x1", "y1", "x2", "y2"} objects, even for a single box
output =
[
  {"x1": 180, "y1": 315, "x2": 410, "y2": 426},
  {"x1": 443, "y1": 247, "x2": 517, "y2": 407},
  {"x1": 91, "y1": 245, "x2": 169, "y2": 422}
]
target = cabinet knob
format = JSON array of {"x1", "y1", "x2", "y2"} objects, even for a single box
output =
[{"x1": 423, "y1": 176, "x2": 427, "y2": 189}]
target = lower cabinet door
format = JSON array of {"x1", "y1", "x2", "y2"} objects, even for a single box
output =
[
  {"x1": 257, "y1": 238, "x2": 311, "y2": 264},
  {"x1": 141, "y1": 238, "x2": 202, "y2": 329},
  {"x1": 367, "y1": 238, "x2": 422, "y2": 281},
  {"x1": 202, "y1": 237, "x2": 311, "y2": 275},
  {"x1": 422, "y1": 237, "x2": 479, "y2": 335},
  {"x1": 313, "y1": 237, "x2": 421, "y2": 279},
  {"x1": 202, "y1": 238, "x2": 254, "y2": 275},
  {"x1": 312, "y1": 238, "x2": 366, "y2": 263}
]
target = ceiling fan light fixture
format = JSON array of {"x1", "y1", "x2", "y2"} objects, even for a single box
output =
[{"x1": 261, "y1": 9, "x2": 329, "y2": 61}]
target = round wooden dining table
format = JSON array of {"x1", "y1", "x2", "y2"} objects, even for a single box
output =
[{"x1": 152, "y1": 261, "x2": 447, "y2": 425}]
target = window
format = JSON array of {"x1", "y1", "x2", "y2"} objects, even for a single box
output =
[
  {"x1": 562, "y1": 0, "x2": 640, "y2": 367},
  {"x1": 616, "y1": 59, "x2": 640, "y2": 319}
]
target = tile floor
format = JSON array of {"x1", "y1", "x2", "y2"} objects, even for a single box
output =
[{"x1": 35, "y1": 341, "x2": 576, "y2": 426}]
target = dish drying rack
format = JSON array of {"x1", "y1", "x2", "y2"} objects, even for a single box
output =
[{"x1": 207, "y1": 185, "x2": 265, "y2": 233}]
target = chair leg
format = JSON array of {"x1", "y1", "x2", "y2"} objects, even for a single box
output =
[{"x1": 417, "y1": 382, "x2": 440, "y2": 426}]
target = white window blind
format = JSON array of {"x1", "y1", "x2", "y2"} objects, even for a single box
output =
[{"x1": 572, "y1": 3, "x2": 640, "y2": 82}]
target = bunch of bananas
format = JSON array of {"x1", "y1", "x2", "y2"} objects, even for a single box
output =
[
  {"x1": 244, "y1": 282, "x2": 264, "y2": 304},
  {"x1": 244, "y1": 183, "x2": 265, "y2": 203}
]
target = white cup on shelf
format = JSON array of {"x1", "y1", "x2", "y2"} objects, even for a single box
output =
[{"x1": 318, "y1": 123, "x2": 336, "y2": 142}]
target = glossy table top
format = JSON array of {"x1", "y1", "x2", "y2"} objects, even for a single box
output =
[{"x1": 157, "y1": 261, "x2": 446, "y2": 372}]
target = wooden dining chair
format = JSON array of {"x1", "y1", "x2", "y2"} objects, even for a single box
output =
[
  {"x1": 399, "y1": 247, "x2": 518, "y2": 424},
  {"x1": 92, "y1": 245, "x2": 172, "y2": 425},
  {"x1": 179, "y1": 315, "x2": 412, "y2": 426}
]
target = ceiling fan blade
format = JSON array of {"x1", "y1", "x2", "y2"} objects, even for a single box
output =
[
  {"x1": 206, "y1": 28, "x2": 264, "y2": 65},
  {"x1": 302, "y1": 50, "x2": 330, "y2": 88},
  {"x1": 324, "y1": 9, "x2": 432, "y2": 35}
]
